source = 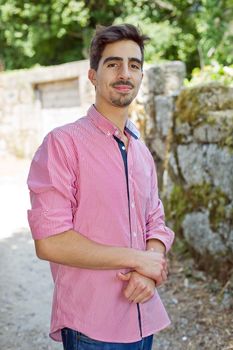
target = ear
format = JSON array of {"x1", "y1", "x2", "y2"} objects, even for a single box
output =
[
  {"x1": 141, "y1": 70, "x2": 144, "y2": 81},
  {"x1": 88, "y1": 68, "x2": 97, "y2": 87}
]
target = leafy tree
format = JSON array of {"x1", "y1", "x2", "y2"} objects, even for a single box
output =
[
  {"x1": 0, "y1": 0, "x2": 122, "y2": 69},
  {"x1": 0, "y1": 0, "x2": 232, "y2": 75},
  {"x1": 115, "y1": 0, "x2": 233, "y2": 75},
  {"x1": 0, "y1": 1, "x2": 87, "y2": 69},
  {"x1": 196, "y1": 0, "x2": 233, "y2": 67}
]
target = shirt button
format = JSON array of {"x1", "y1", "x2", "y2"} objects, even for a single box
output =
[
  {"x1": 115, "y1": 130, "x2": 119, "y2": 136},
  {"x1": 131, "y1": 202, "x2": 135, "y2": 208},
  {"x1": 133, "y1": 232, "x2": 137, "y2": 237},
  {"x1": 122, "y1": 146, "x2": 125, "y2": 150}
]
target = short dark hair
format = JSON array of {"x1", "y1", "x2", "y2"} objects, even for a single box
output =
[{"x1": 89, "y1": 24, "x2": 149, "y2": 70}]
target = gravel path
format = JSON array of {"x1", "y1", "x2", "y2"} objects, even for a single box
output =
[
  {"x1": 0, "y1": 156, "x2": 232, "y2": 350},
  {"x1": 0, "y1": 230, "x2": 60, "y2": 350},
  {"x1": 0, "y1": 156, "x2": 59, "y2": 349}
]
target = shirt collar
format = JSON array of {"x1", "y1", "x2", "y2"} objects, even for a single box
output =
[{"x1": 87, "y1": 104, "x2": 140, "y2": 140}]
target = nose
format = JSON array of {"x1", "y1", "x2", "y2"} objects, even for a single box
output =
[{"x1": 118, "y1": 63, "x2": 131, "y2": 80}]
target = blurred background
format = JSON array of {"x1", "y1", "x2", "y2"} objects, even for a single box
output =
[
  {"x1": 0, "y1": 1, "x2": 233, "y2": 349},
  {"x1": 0, "y1": 0, "x2": 233, "y2": 75}
]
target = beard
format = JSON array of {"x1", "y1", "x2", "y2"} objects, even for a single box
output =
[
  {"x1": 110, "y1": 94, "x2": 134, "y2": 107},
  {"x1": 109, "y1": 80, "x2": 136, "y2": 107}
]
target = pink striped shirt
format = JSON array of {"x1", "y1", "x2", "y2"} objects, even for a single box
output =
[{"x1": 27, "y1": 105, "x2": 174, "y2": 343}]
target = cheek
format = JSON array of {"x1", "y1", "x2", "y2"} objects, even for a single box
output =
[
  {"x1": 96, "y1": 78, "x2": 106, "y2": 90},
  {"x1": 96, "y1": 75, "x2": 112, "y2": 88},
  {"x1": 135, "y1": 77, "x2": 142, "y2": 90}
]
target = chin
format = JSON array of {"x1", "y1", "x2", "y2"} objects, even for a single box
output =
[
  {"x1": 110, "y1": 94, "x2": 135, "y2": 108},
  {"x1": 111, "y1": 100, "x2": 132, "y2": 108}
]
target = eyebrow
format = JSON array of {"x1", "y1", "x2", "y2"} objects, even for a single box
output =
[{"x1": 103, "y1": 56, "x2": 142, "y2": 66}]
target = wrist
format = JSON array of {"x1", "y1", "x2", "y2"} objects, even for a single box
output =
[
  {"x1": 115, "y1": 247, "x2": 142, "y2": 270},
  {"x1": 147, "y1": 247, "x2": 165, "y2": 258},
  {"x1": 127, "y1": 248, "x2": 144, "y2": 271},
  {"x1": 146, "y1": 239, "x2": 166, "y2": 255}
]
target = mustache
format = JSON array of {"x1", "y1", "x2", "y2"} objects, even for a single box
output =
[{"x1": 112, "y1": 81, "x2": 134, "y2": 88}]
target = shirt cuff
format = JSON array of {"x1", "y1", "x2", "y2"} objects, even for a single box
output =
[{"x1": 27, "y1": 208, "x2": 73, "y2": 240}]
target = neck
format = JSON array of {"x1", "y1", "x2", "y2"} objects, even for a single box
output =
[{"x1": 95, "y1": 98, "x2": 129, "y2": 133}]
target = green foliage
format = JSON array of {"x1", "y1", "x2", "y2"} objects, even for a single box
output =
[
  {"x1": 115, "y1": 16, "x2": 182, "y2": 63},
  {"x1": 196, "y1": 0, "x2": 233, "y2": 67},
  {"x1": 0, "y1": 1, "x2": 85, "y2": 69},
  {"x1": 115, "y1": 0, "x2": 201, "y2": 74},
  {"x1": 0, "y1": 0, "x2": 122, "y2": 69},
  {"x1": 0, "y1": 0, "x2": 232, "y2": 74},
  {"x1": 115, "y1": 0, "x2": 233, "y2": 75},
  {"x1": 185, "y1": 64, "x2": 233, "y2": 86}
]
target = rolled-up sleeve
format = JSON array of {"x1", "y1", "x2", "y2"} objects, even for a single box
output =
[
  {"x1": 27, "y1": 130, "x2": 78, "y2": 240},
  {"x1": 146, "y1": 156, "x2": 175, "y2": 252}
]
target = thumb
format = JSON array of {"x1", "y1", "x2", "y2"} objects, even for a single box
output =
[{"x1": 117, "y1": 272, "x2": 131, "y2": 281}]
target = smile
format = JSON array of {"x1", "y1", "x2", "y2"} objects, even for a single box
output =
[{"x1": 113, "y1": 85, "x2": 133, "y2": 93}]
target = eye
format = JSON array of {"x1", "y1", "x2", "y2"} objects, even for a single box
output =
[
  {"x1": 107, "y1": 63, "x2": 118, "y2": 68},
  {"x1": 131, "y1": 64, "x2": 141, "y2": 70}
]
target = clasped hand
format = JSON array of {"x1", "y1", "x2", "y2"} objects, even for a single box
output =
[{"x1": 117, "y1": 251, "x2": 168, "y2": 304}]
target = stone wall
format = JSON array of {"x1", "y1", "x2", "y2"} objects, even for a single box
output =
[
  {"x1": 130, "y1": 61, "x2": 186, "y2": 188},
  {"x1": 133, "y1": 67, "x2": 233, "y2": 279},
  {"x1": 0, "y1": 60, "x2": 94, "y2": 157}
]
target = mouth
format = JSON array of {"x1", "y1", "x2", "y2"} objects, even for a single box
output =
[
  {"x1": 112, "y1": 81, "x2": 134, "y2": 93},
  {"x1": 113, "y1": 85, "x2": 133, "y2": 93}
]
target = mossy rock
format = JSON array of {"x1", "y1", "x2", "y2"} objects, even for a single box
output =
[
  {"x1": 176, "y1": 83, "x2": 233, "y2": 124},
  {"x1": 163, "y1": 182, "x2": 232, "y2": 234},
  {"x1": 163, "y1": 182, "x2": 233, "y2": 281}
]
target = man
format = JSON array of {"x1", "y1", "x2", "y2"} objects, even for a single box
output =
[{"x1": 27, "y1": 24, "x2": 174, "y2": 350}]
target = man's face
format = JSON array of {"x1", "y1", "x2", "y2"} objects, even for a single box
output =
[{"x1": 89, "y1": 40, "x2": 143, "y2": 108}]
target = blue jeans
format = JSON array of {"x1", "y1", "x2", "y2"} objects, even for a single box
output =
[{"x1": 61, "y1": 328, "x2": 153, "y2": 350}]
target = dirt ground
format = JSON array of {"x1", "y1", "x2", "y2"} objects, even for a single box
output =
[{"x1": 0, "y1": 156, "x2": 232, "y2": 350}]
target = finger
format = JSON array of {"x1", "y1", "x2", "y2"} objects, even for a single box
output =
[
  {"x1": 117, "y1": 272, "x2": 131, "y2": 281},
  {"x1": 166, "y1": 261, "x2": 169, "y2": 275},
  {"x1": 164, "y1": 259, "x2": 169, "y2": 273},
  {"x1": 155, "y1": 281, "x2": 163, "y2": 287},
  {"x1": 124, "y1": 280, "x2": 138, "y2": 299},
  {"x1": 155, "y1": 276, "x2": 163, "y2": 287},
  {"x1": 156, "y1": 271, "x2": 167, "y2": 287},
  {"x1": 161, "y1": 258, "x2": 167, "y2": 268},
  {"x1": 127, "y1": 284, "x2": 146, "y2": 302},
  {"x1": 132, "y1": 288, "x2": 154, "y2": 304},
  {"x1": 161, "y1": 270, "x2": 167, "y2": 281}
]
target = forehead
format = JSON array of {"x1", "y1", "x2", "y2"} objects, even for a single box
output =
[{"x1": 100, "y1": 40, "x2": 142, "y2": 62}]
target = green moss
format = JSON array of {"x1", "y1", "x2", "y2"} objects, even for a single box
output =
[
  {"x1": 164, "y1": 182, "x2": 231, "y2": 233},
  {"x1": 175, "y1": 84, "x2": 233, "y2": 125},
  {"x1": 225, "y1": 135, "x2": 233, "y2": 151},
  {"x1": 206, "y1": 115, "x2": 217, "y2": 126},
  {"x1": 175, "y1": 89, "x2": 201, "y2": 124},
  {"x1": 163, "y1": 185, "x2": 189, "y2": 233}
]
